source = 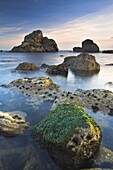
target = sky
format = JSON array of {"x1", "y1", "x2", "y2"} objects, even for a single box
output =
[{"x1": 0, "y1": 0, "x2": 113, "y2": 50}]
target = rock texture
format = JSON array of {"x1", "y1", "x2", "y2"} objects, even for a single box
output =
[
  {"x1": 11, "y1": 30, "x2": 59, "y2": 52},
  {"x1": 46, "y1": 63, "x2": 68, "y2": 76},
  {"x1": 15, "y1": 62, "x2": 39, "y2": 71},
  {"x1": 52, "y1": 89, "x2": 113, "y2": 115},
  {"x1": 63, "y1": 53, "x2": 100, "y2": 73},
  {"x1": 0, "y1": 111, "x2": 28, "y2": 137},
  {"x1": 73, "y1": 39, "x2": 99, "y2": 53},
  {"x1": 34, "y1": 103, "x2": 102, "y2": 170}
]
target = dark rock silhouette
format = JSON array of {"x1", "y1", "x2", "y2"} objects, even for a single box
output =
[
  {"x1": 11, "y1": 30, "x2": 59, "y2": 52},
  {"x1": 102, "y1": 50, "x2": 113, "y2": 54},
  {"x1": 73, "y1": 39, "x2": 99, "y2": 53}
]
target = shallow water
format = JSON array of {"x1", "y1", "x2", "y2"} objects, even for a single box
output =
[{"x1": 0, "y1": 51, "x2": 113, "y2": 169}]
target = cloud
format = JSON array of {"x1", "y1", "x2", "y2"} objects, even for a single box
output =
[{"x1": 44, "y1": 4, "x2": 113, "y2": 50}]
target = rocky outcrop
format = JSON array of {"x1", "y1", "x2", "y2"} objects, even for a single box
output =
[
  {"x1": 63, "y1": 53, "x2": 100, "y2": 73},
  {"x1": 34, "y1": 103, "x2": 102, "y2": 170},
  {"x1": 11, "y1": 30, "x2": 59, "y2": 52},
  {"x1": 0, "y1": 111, "x2": 28, "y2": 137},
  {"x1": 15, "y1": 62, "x2": 39, "y2": 71},
  {"x1": 52, "y1": 89, "x2": 113, "y2": 115},
  {"x1": 73, "y1": 39, "x2": 100, "y2": 53},
  {"x1": 46, "y1": 63, "x2": 68, "y2": 76}
]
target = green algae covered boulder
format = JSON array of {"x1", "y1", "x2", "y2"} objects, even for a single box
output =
[{"x1": 34, "y1": 103, "x2": 102, "y2": 169}]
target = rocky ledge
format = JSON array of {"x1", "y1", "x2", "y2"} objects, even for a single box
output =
[
  {"x1": 11, "y1": 30, "x2": 59, "y2": 52},
  {"x1": 52, "y1": 89, "x2": 113, "y2": 115},
  {"x1": 73, "y1": 39, "x2": 100, "y2": 53},
  {"x1": 0, "y1": 111, "x2": 28, "y2": 137},
  {"x1": 34, "y1": 103, "x2": 102, "y2": 170}
]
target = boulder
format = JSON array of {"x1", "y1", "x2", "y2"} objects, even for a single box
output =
[
  {"x1": 63, "y1": 53, "x2": 100, "y2": 73},
  {"x1": 0, "y1": 111, "x2": 29, "y2": 137},
  {"x1": 46, "y1": 63, "x2": 68, "y2": 76},
  {"x1": 11, "y1": 30, "x2": 59, "y2": 52},
  {"x1": 73, "y1": 39, "x2": 100, "y2": 53},
  {"x1": 15, "y1": 62, "x2": 39, "y2": 71},
  {"x1": 34, "y1": 103, "x2": 102, "y2": 170},
  {"x1": 82, "y1": 39, "x2": 99, "y2": 52}
]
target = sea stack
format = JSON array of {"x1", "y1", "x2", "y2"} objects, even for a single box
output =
[
  {"x1": 73, "y1": 39, "x2": 100, "y2": 53},
  {"x1": 11, "y1": 30, "x2": 59, "y2": 52}
]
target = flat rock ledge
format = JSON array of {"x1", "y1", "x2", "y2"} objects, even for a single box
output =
[
  {"x1": 15, "y1": 62, "x2": 39, "y2": 71},
  {"x1": 52, "y1": 89, "x2": 113, "y2": 115},
  {"x1": 34, "y1": 103, "x2": 102, "y2": 170},
  {"x1": 0, "y1": 111, "x2": 28, "y2": 137}
]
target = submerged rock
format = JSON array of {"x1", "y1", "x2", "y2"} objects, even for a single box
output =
[
  {"x1": 52, "y1": 89, "x2": 113, "y2": 115},
  {"x1": 15, "y1": 62, "x2": 39, "y2": 71},
  {"x1": 11, "y1": 30, "x2": 59, "y2": 52},
  {"x1": 73, "y1": 39, "x2": 100, "y2": 53},
  {"x1": 63, "y1": 53, "x2": 100, "y2": 73},
  {"x1": 0, "y1": 111, "x2": 28, "y2": 137},
  {"x1": 34, "y1": 103, "x2": 102, "y2": 170},
  {"x1": 46, "y1": 63, "x2": 68, "y2": 76}
]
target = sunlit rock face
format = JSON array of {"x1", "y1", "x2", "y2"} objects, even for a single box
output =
[
  {"x1": 11, "y1": 30, "x2": 59, "y2": 52},
  {"x1": 73, "y1": 39, "x2": 99, "y2": 53},
  {"x1": 34, "y1": 103, "x2": 102, "y2": 170}
]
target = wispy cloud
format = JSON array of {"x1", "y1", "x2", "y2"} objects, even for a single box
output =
[{"x1": 45, "y1": 5, "x2": 113, "y2": 50}]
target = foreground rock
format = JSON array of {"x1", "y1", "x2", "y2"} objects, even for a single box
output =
[
  {"x1": 0, "y1": 111, "x2": 28, "y2": 137},
  {"x1": 11, "y1": 30, "x2": 59, "y2": 52},
  {"x1": 52, "y1": 89, "x2": 113, "y2": 115},
  {"x1": 15, "y1": 62, "x2": 39, "y2": 71},
  {"x1": 34, "y1": 103, "x2": 102, "y2": 170},
  {"x1": 63, "y1": 53, "x2": 100, "y2": 73},
  {"x1": 73, "y1": 39, "x2": 100, "y2": 53},
  {"x1": 46, "y1": 63, "x2": 68, "y2": 76}
]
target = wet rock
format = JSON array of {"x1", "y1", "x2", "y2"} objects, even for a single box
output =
[
  {"x1": 34, "y1": 103, "x2": 102, "y2": 170},
  {"x1": 15, "y1": 62, "x2": 39, "y2": 71},
  {"x1": 11, "y1": 30, "x2": 59, "y2": 52},
  {"x1": 73, "y1": 47, "x2": 82, "y2": 52},
  {"x1": 105, "y1": 63, "x2": 113, "y2": 66},
  {"x1": 102, "y1": 50, "x2": 113, "y2": 54},
  {"x1": 0, "y1": 111, "x2": 29, "y2": 137},
  {"x1": 46, "y1": 63, "x2": 68, "y2": 76},
  {"x1": 52, "y1": 89, "x2": 113, "y2": 115},
  {"x1": 63, "y1": 53, "x2": 100, "y2": 73}
]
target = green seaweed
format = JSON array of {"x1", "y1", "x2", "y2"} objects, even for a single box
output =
[{"x1": 34, "y1": 103, "x2": 98, "y2": 146}]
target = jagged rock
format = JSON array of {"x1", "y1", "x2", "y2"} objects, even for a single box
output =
[
  {"x1": 34, "y1": 103, "x2": 102, "y2": 170},
  {"x1": 73, "y1": 39, "x2": 99, "y2": 53},
  {"x1": 0, "y1": 111, "x2": 29, "y2": 137},
  {"x1": 11, "y1": 30, "x2": 59, "y2": 52},
  {"x1": 63, "y1": 53, "x2": 100, "y2": 73},
  {"x1": 46, "y1": 63, "x2": 68, "y2": 76},
  {"x1": 52, "y1": 89, "x2": 113, "y2": 115},
  {"x1": 15, "y1": 62, "x2": 39, "y2": 71}
]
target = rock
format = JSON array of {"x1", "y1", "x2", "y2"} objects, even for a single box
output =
[
  {"x1": 105, "y1": 63, "x2": 113, "y2": 66},
  {"x1": 4, "y1": 77, "x2": 61, "y2": 109},
  {"x1": 46, "y1": 63, "x2": 68, "y2": 76},
  {"x1": 63, "y1": 53, "x2": 100, "y2": 73},
  {"x1": 40, "y1": 63, "x2": 49, "y2": 68},
  {"x1": 15, "y1": 62, "x2": 39, "y2": 71},
  {"x1": 73, "y1": 47, "x2": 82, "y2": 52},
  {"x1": 11, "y1": 30, "x2": 59, "y2": 52},
  {"x1": 73, "y1": 39, "x2": 100, "y2": 53},
  {"x1": 52, "y1": 89, "x2": 113, "y2": 115},
  {"x1": 102, "y1": 50, "x2": 113, "y2": 54},
  {"x1": 34, "y1": 103, "x2": 102, "y2": 170},
  {"x1": 0, "y1": 111, "x2": 29, "y2": 137}
]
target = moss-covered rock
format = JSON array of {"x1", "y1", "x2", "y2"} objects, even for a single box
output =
[{"x1": 34, "y1": 103, "x2": 102, "y2": 169}]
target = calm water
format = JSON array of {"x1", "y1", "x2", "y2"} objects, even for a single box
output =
[{"x1": 0, "y1": 51, "x2": 113, "y2": 169}]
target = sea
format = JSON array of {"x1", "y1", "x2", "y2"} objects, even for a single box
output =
[{"x1": 0, "y1": 51, "x2": 113, "y2": 170}]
